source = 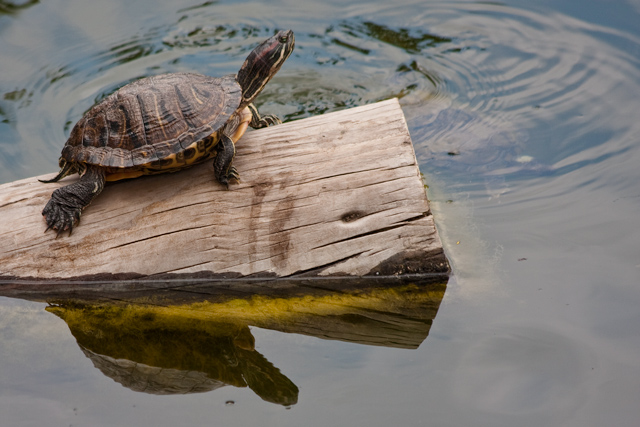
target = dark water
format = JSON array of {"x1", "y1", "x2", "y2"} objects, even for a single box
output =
[{"x1": 2, "y1": 0, "x2": 640, "y2": 425}]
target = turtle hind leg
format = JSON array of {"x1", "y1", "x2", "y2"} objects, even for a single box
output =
[
  {"x1": 247, "y1": 103, "x2": 282, "y2": 129},
  {"x1": 213, "y1": 134, "x2": 238, "y2": 188},
  {"x1": 42, "y1": 165, "x2": 106, "y2": 237}
]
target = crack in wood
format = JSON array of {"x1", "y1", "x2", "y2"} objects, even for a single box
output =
[
  {"x1": 305, "y1": 166, "x2": 389, "y2": 184},
  {"x1": 147, "y1": 200, "x2": 215, "y2": 216},
  {"x1": 164, "y1": 260, "x2": 219, "y2": 275},
  {"x1": 287, "y1": 251, "x2": 367, "y2": 277},
  {"x1": 3, "y1": 240, "x2": 44, "y2": 254},
  {"x1": 108, "y1": 224, "x2": 214, "y2": 250},
  {"x1": 0, "y1": 197, "x2": 29, "y2": 208},
  {"x1": 313, "y1": 213, "x2": 428, "y2": 250}
]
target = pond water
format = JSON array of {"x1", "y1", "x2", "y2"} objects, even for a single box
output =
[{"x1": 1, "y1": 0, "x2": 640, "y2": 425}]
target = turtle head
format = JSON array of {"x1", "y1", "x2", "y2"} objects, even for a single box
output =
[{"x1": 237, "y1": 29, "x2": 294, "y2": 107}]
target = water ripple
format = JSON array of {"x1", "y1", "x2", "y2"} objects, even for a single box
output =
[{"x1": 395, "y1": 3, "x2": 640, "y2": 188}]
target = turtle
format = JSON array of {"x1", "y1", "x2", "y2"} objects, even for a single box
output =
[{"x1": 40, "y1": 29, "x2": 295, "y2": 236}]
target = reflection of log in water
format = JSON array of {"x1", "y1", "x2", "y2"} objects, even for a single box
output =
[
  {"x1": 40, "y1": 277, "x2": 445, "y2": 405},
  {"x1": 25, "y1": 275, "x2": 448, "y2": 348}
]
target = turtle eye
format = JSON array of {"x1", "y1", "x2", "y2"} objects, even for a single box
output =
[{"x1": 279, "y1": 35, "x2": 288, "y2": 43}]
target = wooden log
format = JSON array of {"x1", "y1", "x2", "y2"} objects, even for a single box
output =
[{"x1": 0, "y1": 98, "x2": 448, "y2": 281}]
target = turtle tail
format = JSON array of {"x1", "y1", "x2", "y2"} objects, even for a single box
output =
[{"x1": 39, "y1": 160, "x2": 77, "y2": 183}]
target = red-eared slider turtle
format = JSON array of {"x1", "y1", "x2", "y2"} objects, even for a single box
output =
[{"x1": 41, "y1": 30, "x2": 295, "y2": 236}]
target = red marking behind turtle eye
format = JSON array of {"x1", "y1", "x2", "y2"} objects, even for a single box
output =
[
  {"x1": 256, "y1": 40, "x2": 280, "y2": 64},
  {"x1": 261, "y1": 40, "x2": 279, "y2": 54}
]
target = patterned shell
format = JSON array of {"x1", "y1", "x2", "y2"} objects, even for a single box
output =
[{"x1": 60, "y1": 73, "x2": 242, "y2": 168}]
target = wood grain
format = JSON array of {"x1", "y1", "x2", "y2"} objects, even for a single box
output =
[{"x1": 0, "y1": 98, "x2": 448, "y2": 280}]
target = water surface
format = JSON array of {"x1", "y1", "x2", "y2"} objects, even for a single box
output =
[{"x1": 1, "y1": 0, "x2": 640, "y2": 426}]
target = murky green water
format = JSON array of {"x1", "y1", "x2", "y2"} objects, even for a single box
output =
[{"x1": 2, "y1": 0, "x2": 640, "y2": 425}]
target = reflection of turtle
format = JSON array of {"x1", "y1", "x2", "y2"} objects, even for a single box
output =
[
  {"x1": 47, "y1": 303, "x2": 299, "y2": 405},
  {"x1": 41, "y1": 30, "x2": 295, "y2": 236}
]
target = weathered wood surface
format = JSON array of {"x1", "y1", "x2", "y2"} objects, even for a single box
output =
[{"x1": 0, "y1": 98, "x2": 448, "y2": 281}]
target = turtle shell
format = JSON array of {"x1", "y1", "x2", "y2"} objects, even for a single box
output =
[{"x1": 60, "y1": 73, "x2": 242, "y2": 169}]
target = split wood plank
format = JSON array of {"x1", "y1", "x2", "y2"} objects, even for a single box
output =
[{"x1": 0, "y1": 98, "x2": 449, "y2": 280}]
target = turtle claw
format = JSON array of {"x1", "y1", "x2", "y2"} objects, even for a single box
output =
[
  {"x1": 42, "y1": 196, "x2": 81, "y2": 237},
  {"x1": 216, "y1": 166, "x2": 241, "y2": 189},
  {"x1": 225, "y1": 167, "x2": 241, "y2": 187},
  {"x1": 65, "y1": 221, "x2": 74, "y2": 238},
  {"x1": 228, "y1": 166, "x2": 240, "y2": 182}
]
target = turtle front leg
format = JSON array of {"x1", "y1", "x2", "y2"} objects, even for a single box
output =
[
  {"x1": 42, "y1": 165, "x2": 106, "y2": 237},
  {"x1": 213, "y1": 134, "x2": 239, "y2": 188},
  {"x1": 247, "y1": 103, "x2": 282, "y2": 129}
]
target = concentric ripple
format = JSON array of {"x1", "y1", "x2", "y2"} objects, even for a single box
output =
[{"x1": 305, "y1": 3, "x2": 640, "y2": 187}]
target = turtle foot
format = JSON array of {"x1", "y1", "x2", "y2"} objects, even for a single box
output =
[
  {"x1": 42, "y1": 194, "x2": 81, "y2": 237},
  {"x1": 41, "y1": 165, "x2": 106, "y2": 237}
]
